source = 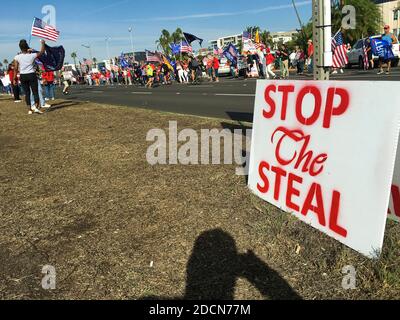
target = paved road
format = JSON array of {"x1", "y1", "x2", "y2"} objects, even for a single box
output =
[{"x1": 61, "y1": 68, "x2": 400, "y2": 122}]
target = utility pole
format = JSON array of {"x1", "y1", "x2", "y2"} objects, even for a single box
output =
[
  {"x1": 312, "y1": 0, "x2": 332, "y2": 80},
  {"x1": 128, "y1": 27, "x2": 134, "y2": 61}
]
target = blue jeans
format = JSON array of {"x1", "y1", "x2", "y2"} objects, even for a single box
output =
[
  {"x1": 45, "y1": 83, "x2": 55, "y2": 99},
  {"x1": 31, "y1": 81, "x2": 45, "y2": 107}
]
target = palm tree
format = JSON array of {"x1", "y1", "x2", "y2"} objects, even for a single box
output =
[
  {"x1": 155, "y1": 29, "x2": 172, "y2": 55},
  {"x1": 172, "y1": 28, "x2": 184, "y2": 43},
  {"x1": 71, "y1": 52, "x2": 78, "y2": 69},
  {"x1": 92, "y1": 57, "x2": 97, "y2": 68},
  {"x1": 260, "y1": 30, "x2": 272, "y2": 46}
]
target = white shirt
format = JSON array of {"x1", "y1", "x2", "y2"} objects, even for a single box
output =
[{"x1": 14, "y1": 53, "x2": 37, "y2": 74}]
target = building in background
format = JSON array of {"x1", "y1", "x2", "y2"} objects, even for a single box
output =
[
  {"x1": 210, "y1": 34, "x2": 243, "y2": 49},
  {"x1": 374, "y1": 0, "x2": 400, "y2": 37},
  {"x1": 270, "y1": 31, "x2": 297, "y2": 44}
]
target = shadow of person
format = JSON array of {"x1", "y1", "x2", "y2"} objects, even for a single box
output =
[
  {"x1": 184, "y1": 229, "x2": 301, "y2": 300},
  {"x1": 141, "y1": 229, "x2": 301, "y2": 300}
]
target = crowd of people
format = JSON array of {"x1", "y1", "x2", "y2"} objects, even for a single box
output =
[{"x1": 1, "y1": 25, "x2": 398, "y2": 115}]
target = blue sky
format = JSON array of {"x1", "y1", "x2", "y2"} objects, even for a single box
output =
[{"x1": 0, "y1": 0, "x2": 311, "y2": 63}]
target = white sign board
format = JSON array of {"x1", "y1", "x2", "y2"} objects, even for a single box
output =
[{"x1": 248, "y1": 80, "x2": 400, "y2": 258}]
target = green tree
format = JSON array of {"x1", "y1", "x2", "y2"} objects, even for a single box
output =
[
  {"x1": 71, "y1": 52, "x2": 78, "y2": 68},
  {"x1": 331, "y1": 0, "x2": 381, "y2": 43},
  {"x1": 171, "y1": 28, "x2": 184, "y2": 43},
  {"x1": 260, "y1": 30, "x2": 272, "y2": 46},
  {"x1": 156, "y1": 29, "x2": 172, "y2": 55}
]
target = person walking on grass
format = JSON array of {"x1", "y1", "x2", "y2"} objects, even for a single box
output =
[
  {"x1": 13, "y1": 39, "x2": 45, "y2": 114},
  {"x1": 8, "y1": 63, "x2": 22, "y2": 103}
]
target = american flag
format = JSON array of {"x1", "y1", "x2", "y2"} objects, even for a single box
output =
[
  {"x1": 146, "y1": 50, "x2": 162, "y2": 63},
  {"x1": 242, "y1": 31, "x2": 251, "y2": 41},
  {"x1": 362, "y1": 40, "x2": 369, "y2": 70},
  {"x1": 180, "y1": 40, "x2": 193, "y2": 53},
  {"x1": 331, "y1": 31, "x2": 348, "y2": 68},
  {"x1": 31, "y1": 17, "x2": 59, "y2": 42}
]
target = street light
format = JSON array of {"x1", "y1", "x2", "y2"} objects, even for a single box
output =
[
  {"x1": 105, "y1": 37, "x2": 112, "y2": 68},
  {"x1": 128, "y1": 27, "x2": 135, "y2": 61},
  {"x1": 81, "y1": 44, "x2": 93, "y2": 60}
]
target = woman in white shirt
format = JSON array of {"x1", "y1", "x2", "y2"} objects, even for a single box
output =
[{"x1": 13, "y1": 39, "x2": 45, "y2": 114}]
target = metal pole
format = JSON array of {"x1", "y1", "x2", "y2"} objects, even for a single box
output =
[
  {"x1": 129, "y1": 27, "x2": 134, "y2": 61},
  {"x1": 313, "y1": 0, "x2": 330, "y2": 80}
]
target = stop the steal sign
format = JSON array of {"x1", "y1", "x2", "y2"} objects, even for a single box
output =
[{"x1": 248, "y1": 80, "x2": 400, "y2": 258}]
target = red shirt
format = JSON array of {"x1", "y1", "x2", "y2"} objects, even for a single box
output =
[
  {"x1": 42, "y1": 71, "x2": 55, "y2": 83},
  {"x1": 308, "y1": 44, "x2": 314, "y2": 57},
  {"x1": 8, "y1": 70, "x2": 15, "y2": 83},
  {"x1": 213, "y1": 57, "x2": 220, "y2": 69}
]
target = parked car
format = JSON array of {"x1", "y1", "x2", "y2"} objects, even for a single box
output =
[
  {"x1": 218, "y1": 57, "x2": 231, "y2": 76},
  {"x1": 347, "y1": 35, "x2": 400, "y2": 69}
]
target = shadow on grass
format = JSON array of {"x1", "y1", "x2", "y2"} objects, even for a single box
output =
[
  {"x1": 47, "y1": 101, "x2": 84, "y2": 112},
  {"x1": 142, "y1": 229, "x2": 301, "y2": 300}
]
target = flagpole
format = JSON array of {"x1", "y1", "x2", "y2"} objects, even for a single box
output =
[{"x1": 28, "y1": 17, "x2": 35, "y2": 47}]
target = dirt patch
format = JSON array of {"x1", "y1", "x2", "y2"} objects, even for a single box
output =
[{"x1": 0, "y1": 95, "x2": 399, "y2": 300}]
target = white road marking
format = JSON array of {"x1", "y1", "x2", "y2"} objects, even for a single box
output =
[
  {"x1": 131, "y1": 92, "x2": 153, "y2": 95},
  {"x1": 215, "y1": 93, "x2": 255, "y2": 97}
]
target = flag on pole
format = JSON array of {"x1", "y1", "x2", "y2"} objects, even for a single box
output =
[
  {"x1": 183, "y1": 32, "x2": 203, "y2": 46},
  {"x1": 162, "y1": 55, "x2": 174, "y2": 71},
  {"x1": 169, "y1": 43, "x2": 181, "y2": 55},
  {"x1": 120, "y1": 52, "x2": 129, "y2": 68},
  {"x1": 362, "y1": 40, "x2": 369, "y2": 70},
  {"x1": 331, "y1": 31, "x2": 348, "y2": 68},
  {"x1": 242, "y1": 31, "x2": 251, "y2": 41},
  {"x1": 146, "y1": 50, "x2": 162, "y2": 62},
  {"x1": 180, "y1": 40, "x2": 193, "y2": 54},
  {"x1": 31, "y1": 17, "x2": 60, "y2": 42},
  {"x1": 255, "y1": 30, "x2": 260, "y2": 43},
  {"x1": 223, "y1": 43, "x2": 239, "y2": 65}
]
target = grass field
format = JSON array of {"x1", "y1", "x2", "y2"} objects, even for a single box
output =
[{"x1": 0, "y1": 96, "x2": 399, "y2": 300}]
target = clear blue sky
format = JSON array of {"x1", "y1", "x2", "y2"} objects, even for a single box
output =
[{"x1": 0, "y1": 0, "x2": 312, "y2": 63}]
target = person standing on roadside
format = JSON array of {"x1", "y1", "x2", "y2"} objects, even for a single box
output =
[
  {"x1": 280, "y1": 44, "x2": 290, "y2": 79},
  {"x1": 8, "y1": 63, "x2": 22, "y2": 103},
  {"x1": 377, "y1": 25, "x2": 398, "y2": 75},
  {"x1": 307, "y1": 39, "x2": 314, "y2": 74},
  {"x1": 13, "y1": 39, "x2": 45, "y2": 114},
  {"x1": 42, "y1": 69, "x2": 55, "y2": 101},
  {"x1": 212, "y1": 55, "x2": 220, "y2": 82}
]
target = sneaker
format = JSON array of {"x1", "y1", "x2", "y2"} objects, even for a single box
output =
[
  {"x1": 340, "y1": 69, "x2": 344, "y2": 74},
  {"x1": 331, "y1": 70, "x2": 338, "y2": 74},
  {"x1": 28, "y1": 110, "x2": 33, "y2": 115},
  {"x1": 14, "y1": 100, "x2": 22, "y2": 103},
  {"x1": 386, "y1": 71, "x2": 390, "y2": 75},
  {"x1": 42, "y1": 104, "x2": 51, "y2": 109},
  {"x1": 44, "y1": 98, "x2": 49, "y2": 101},
  {"x1": 32, "y1": 107, "x2": 43, "y2": 114},
  {"x1": 377, "y1": 70, "x2": 384, "y2": 75},
  {"x1": 51, "y1": 98, "x2": 55, "y2": 101}
]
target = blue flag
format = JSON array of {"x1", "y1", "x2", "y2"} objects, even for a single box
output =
[
  {"x1": 371, "y1": 38, "x2": 395, "y2": 60},
  {"x1": 223, "y1": 43, "x2": 239, "y2": 65},
  {"x1": 169, "y1": 43, "x2": 181, "y2": 55},
  {"x1": 120, "y1": 53, "x2": 129, "y2": 68}
]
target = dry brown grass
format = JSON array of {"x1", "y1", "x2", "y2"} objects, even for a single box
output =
[{"x1": 0, "y1": 96, "x2": 399, "y2": 300}]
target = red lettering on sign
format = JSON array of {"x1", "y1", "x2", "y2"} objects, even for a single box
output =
[
  {"x1": 257, "y1": 161, "x2": 270, "y2": 193},
  {"x1": 262, "y1": 84, "x2": 350, "y2": 128},
  {"x1": 296, "y1": 86, "x2": 322, "y2": 126},
  {"x1": 323, "y1": 88, "x2": 350, "y2": 129},
  {"x1": 272, "y1": 127, "x2": 328, "y2": 177},
  {"x1": 391, "y1": 185, "x2": 400, "y2": 218}
]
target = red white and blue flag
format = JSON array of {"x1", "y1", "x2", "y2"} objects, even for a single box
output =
[
  {"x1": 331, "y1": 31, "x2": 348, "y2": 68},
  {"x1": 31, "y1": 17, "x2": 60, "y2": 42},
  {"x1": 180, "y1": 40, "x2": 193, "y2": 53}
]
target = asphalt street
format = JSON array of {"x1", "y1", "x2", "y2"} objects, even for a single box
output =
[{"x1": 60, "y1": 67, "x2": 400, "y2": 121}]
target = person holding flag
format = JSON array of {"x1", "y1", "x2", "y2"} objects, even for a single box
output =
[
  {"x1": 331, "y1": 30, "x2": 348, "y2": 74},
  {"x1": 13, "y1": 39, "x2": 46, "y2": 114},
  {"x1": 377, "y1": 25, "x2": 398, "y2": 75}
]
